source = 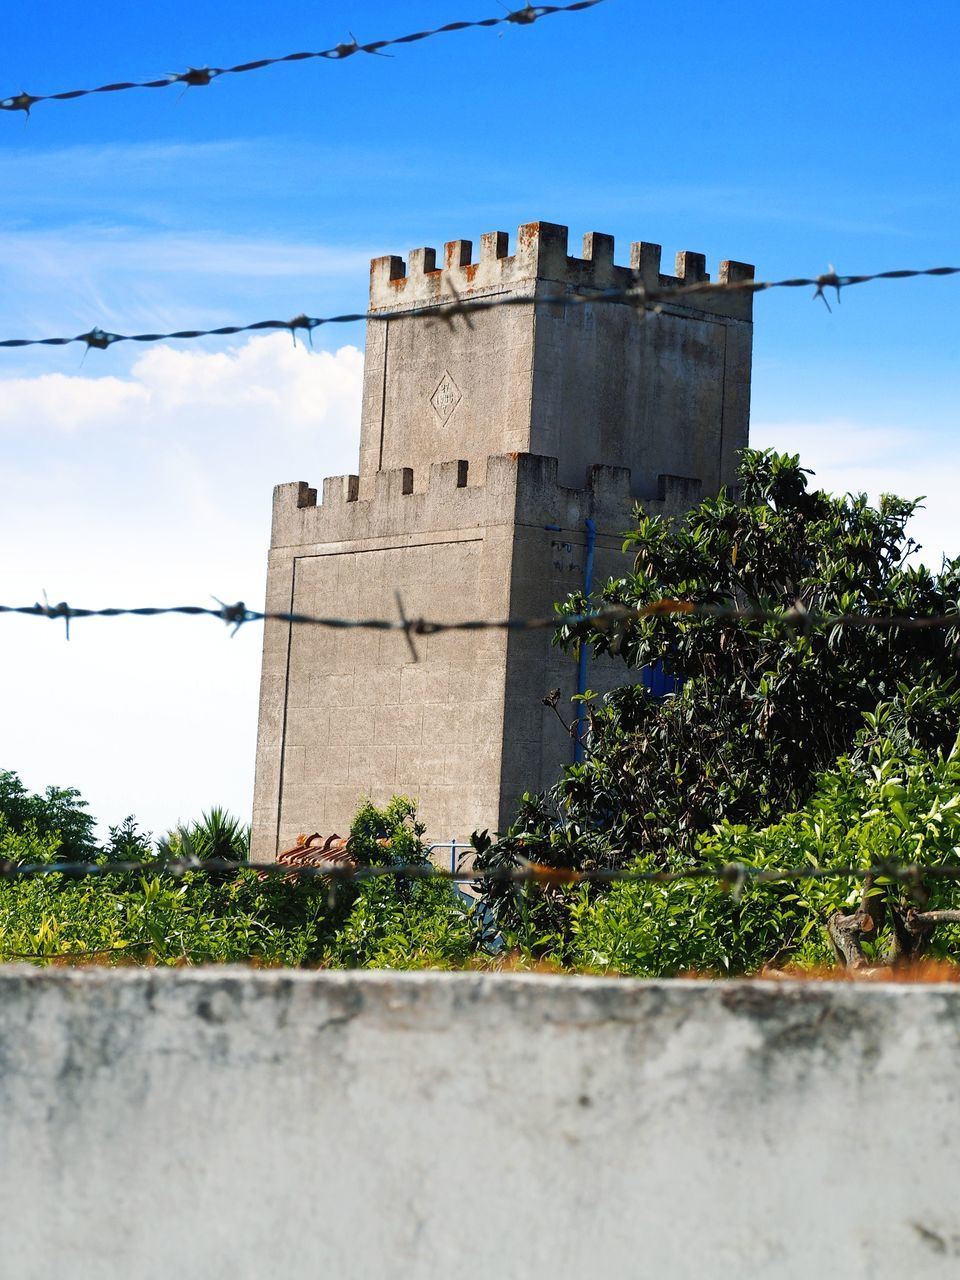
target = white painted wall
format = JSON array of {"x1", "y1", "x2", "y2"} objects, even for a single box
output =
[{"x1": 1, "y1": 968, "x2": 958, "y2": 1279}]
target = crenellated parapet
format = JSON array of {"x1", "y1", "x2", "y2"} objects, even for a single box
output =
[
  {"x1": 369, "y1": 221, "x2": 754, "y2": 322},
  {"x1": 268, "y1": 451, "x2": 683, "y2": 553}
]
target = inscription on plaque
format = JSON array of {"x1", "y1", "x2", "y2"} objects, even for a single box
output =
[{"x1": 430, "y1": 371, "x2": 462, "y2": 424}]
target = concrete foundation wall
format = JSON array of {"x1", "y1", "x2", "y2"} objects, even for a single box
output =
[{"x1": 3, "y1": 968, "x2": 960, "y2": 1280}]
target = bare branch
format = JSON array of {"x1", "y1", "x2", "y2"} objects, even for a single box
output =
[{"x1": 910, "y1": 910, "x2": 960, "y2": 926}]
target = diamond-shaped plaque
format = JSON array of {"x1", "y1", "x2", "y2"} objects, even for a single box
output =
[{"x1": 430, "y1": 370, "x2": 462, "y2": 424}]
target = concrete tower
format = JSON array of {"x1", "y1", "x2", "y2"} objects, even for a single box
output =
[{"x1": 251, "y1": 221, "x2": 753, "y2": 860}]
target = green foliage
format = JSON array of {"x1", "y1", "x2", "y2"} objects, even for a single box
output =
[
  {"x1": 0, "y1": 797, "x2": 475, "y2": 968},
  {"x1": 161, "y1": 807, "x2": 250, "y2": 862},
  {"x1": 481, "y1": 450, "x2": 960, "y2": 868},
  {"x1": 471, "y1": 449, "x2": 960, "y2": 958},
  {"x1": 103, "y1": 816, "x2": 155, "y2": 862},
  {"x1": 480, "y1": 724, "x2": 960, "y2": 976},
  {"x1": 0, "y1": 815, "x2": 62, "y2": 865},
  {"x1": 4, "y1": 751, "x2": 960, "y2": 975},
  {"x1": 0, "y1": 768, "x2": 96, "y2": 860}
]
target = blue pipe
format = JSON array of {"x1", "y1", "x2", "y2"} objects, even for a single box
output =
[
  {"x1": 425, "y1": 840, "x2": 459, "y2": 878},
  {"x1": 574, "y1": 517, "x2": 597, "y2": 763}
]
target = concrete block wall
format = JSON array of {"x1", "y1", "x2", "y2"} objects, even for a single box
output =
[{"x1": 5, "y1": 967, "x2": 960, "y2": 1280}]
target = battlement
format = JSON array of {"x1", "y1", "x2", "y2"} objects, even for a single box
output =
[
  {"x1": 369, "y1": 221, "x2": 754, "y2": 321},
  {"x1": 267, "y1": 451, "x2": 674, "y2": 554}
]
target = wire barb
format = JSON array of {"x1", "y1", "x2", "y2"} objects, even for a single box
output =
[
  {"x1": 37, "y1": 593, "x2": 74, "y2": 639},
  {"x1": 2, "y1": 264, "x2": 957, "y2": 353},
  {"x1": 395, "y1": 592, "x2": 420, "y2": 663},
  {"x1": 212, "y1": 598, "x2": 252, "y2": 636},
  {"x1": 0, "y1": 2, "x2": 605, "y2": 116},
  {"x1": 0, "y1": 597, "x2": 959, "y2": 638},
  {"x1": 5, "y1": 854, "x2": 960, "y2": 890}
]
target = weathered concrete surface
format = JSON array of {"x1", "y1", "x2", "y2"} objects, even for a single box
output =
[
  {"x1": 2, "y1": 969, "x2": 959, "y2": 1279},
  {"x1": 252, "y1": 220, "x2": 754, "y2": 858}
]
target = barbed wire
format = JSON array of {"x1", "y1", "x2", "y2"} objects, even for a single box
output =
[
  {"x1": 2, "y1": 597, "x2": 960, "y2": 648},
  {"x1": 1, "y1": 264, "x2": 957, "y2": 353},
  {"x1": 2, "y1": 854, "x2": 960, "y2": 893},
  {"x1": 0, "y1": 2, "x2": 603, "y2": 118},
  {"x1": 1, "y1": 265, "x2": 958, "y2": 353}
]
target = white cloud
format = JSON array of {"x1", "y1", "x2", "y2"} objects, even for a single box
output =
[
  {"x1": 0, "y1": 336, "x2": 364, "y2": 837},
  {"x1": 130, "y1": 337, "x2": 362, "y2": 425},
  {"x1": 0, "y1": 371, "x2": 146, "y2": 431},
  {"x1": 0, "y1": 333, "x2": 362, "y2": 437},
  {"x1": 0, "y1": 227, "x2": 373, "y2": 282},
  {"x1": 751, "y1": 418, "x2": 959, "y2": 567}
]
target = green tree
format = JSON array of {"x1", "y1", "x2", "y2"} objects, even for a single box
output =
[
  {"x1": 0, "y1": 796, "x2": 475, "y2": 968},
  {"x1": 564, "y1": 721, "x2": 960, "y2": 977},
  {"x1": 103, "y1": 815, "x2": 155, "y2": 862},
  {"x1": 0, "y1": 769, "x2": 96, "y2": 860},
  {"x1": 474, "y1": 450, "x2": 960, "y2": 947}
]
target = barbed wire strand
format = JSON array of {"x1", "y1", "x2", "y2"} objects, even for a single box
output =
[
  {"x1": 0, "y1": 855, "x2": 957, "y2": 890},
  {"x1": 1, "y1": 597, "x2": 959, "y2": 649},
  {"x1": 0, "y1": 2, "x2": 604, "y2": 118},
  {"x1": 1, "y1": 265, "x2": 958, "y2": 352}
]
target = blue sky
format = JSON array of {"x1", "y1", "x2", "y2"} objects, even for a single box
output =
[{"x1": 2, "y1": 0, "x2": 959, "y2": 837}]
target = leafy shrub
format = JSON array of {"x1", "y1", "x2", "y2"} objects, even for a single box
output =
[
  {"x1": 161, "y1": 807, "x2": 249, "y2": 863},
  {"x1": 472, "y1": 450, "x2": 960, "y2": 952},
  {"x1": 486, "y1": 722, "x2": 960, "y2": 976},
  {"x1": 0, "y1": 797, "x2": 475, "y2": 968}
]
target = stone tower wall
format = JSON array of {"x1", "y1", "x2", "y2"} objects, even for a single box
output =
[
  {"x1": 359, "y1": 222, "x2": 753, "y2": 496},
  {"x1": 252, "y1": 221, "x2": 754, "y2": 861},
  {"x1": 253, "y1": 451, "x2": 703, "y2": 858}
]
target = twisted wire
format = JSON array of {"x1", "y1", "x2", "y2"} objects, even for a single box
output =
[
  {"x1": 0, "y1": 855, "x2": 958, "y2": 890},
  {"x1": 1, "y1": 3, "x2": 604, "y2": 117},
  {"x1": 1, "y1": 265, "x2": 957, "y2": 352},
  {"x1": 2, "y1": 597, "x2": 959, "y2": 644}
]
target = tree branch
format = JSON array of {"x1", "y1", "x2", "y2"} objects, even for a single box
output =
[
  {"x1": 910, "y1": 909, "x2": 960, "y2": 926},
  {"x1": 827, "y1": 875, "x2": 884, "y2": 970}
]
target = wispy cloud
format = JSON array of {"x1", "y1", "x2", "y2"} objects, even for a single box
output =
[
  {"x1": 0, "y1": 135, "x2": 426, "y2": 228},
  {"x1": 0, "y1": 226, "x2": 374, "y2": 341},
  {"x1": 0, "y1": 335, "x2": 364, "y2": 836},
  {"x1": 0, "y1": 135, "x2": 396, "y2": 343},
  {"x1": 0, "y1": 226, "x2": 373, "y2": 281}
]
